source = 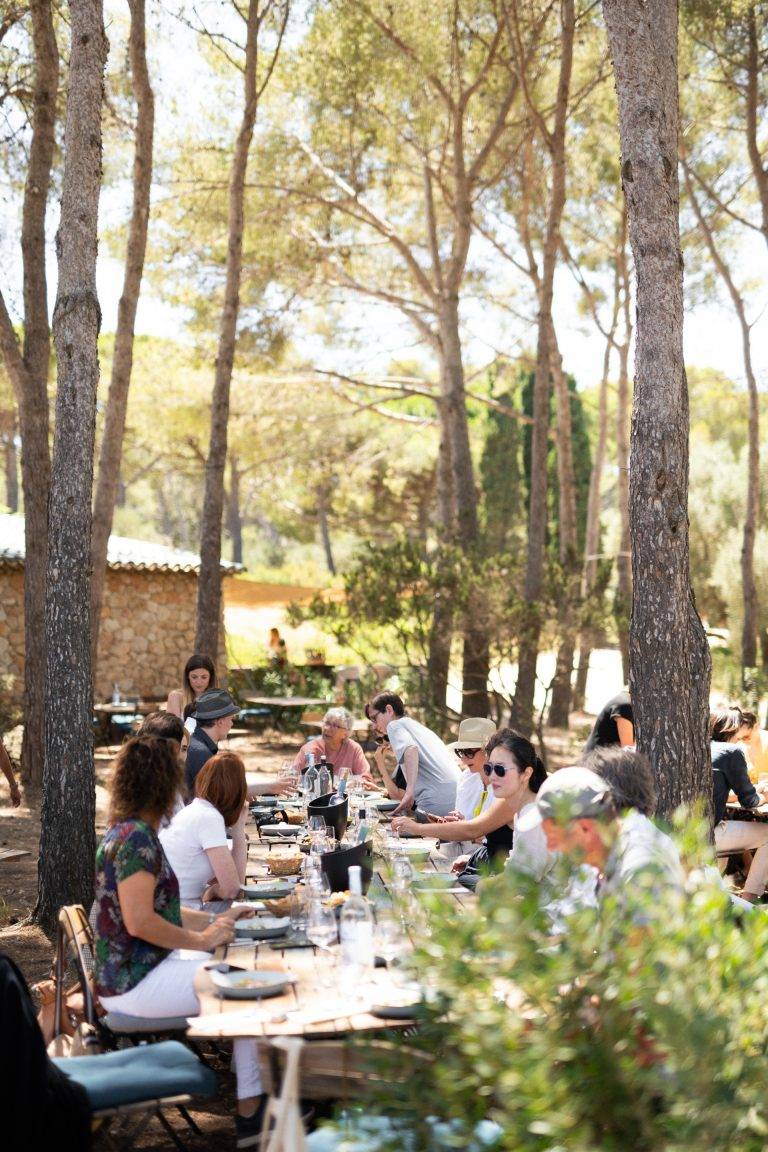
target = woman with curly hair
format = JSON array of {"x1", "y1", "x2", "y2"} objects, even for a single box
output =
[
  {"x1": 160, "y1": 751, "x2": 249, "y2": 907},
  {"x1": 165, "y1": 653, "x2": 217, "y2": 720},
  {"x1": 92, "y1": 736, "x2": 265, "y2": 1146}
]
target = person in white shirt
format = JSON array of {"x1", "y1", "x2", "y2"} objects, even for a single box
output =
[
  {"x1": 367, "y1": 692, "x2": 460, "y2": 817},
  {"x1": 447, "y1": 716, "x2": 498, "y2": 820},
  {"x1": 160, "y1": 750, "x2": 248, "y2": 908}
]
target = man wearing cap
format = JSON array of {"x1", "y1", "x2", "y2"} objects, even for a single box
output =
[
  {"x1": 518, "y1": 764, "x2": 684, "y2": 915},
  {"x1": 184, "y1": 689, "x2": 241, "y2": 796}
]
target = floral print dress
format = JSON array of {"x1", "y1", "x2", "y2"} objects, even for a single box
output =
[{"x1": 92, "y1": 819, "x2": 182, "y2": 998}]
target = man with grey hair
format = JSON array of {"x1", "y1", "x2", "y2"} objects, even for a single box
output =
[{"x1": 292, "y1": 705, "x2": 373, "y2": 783}]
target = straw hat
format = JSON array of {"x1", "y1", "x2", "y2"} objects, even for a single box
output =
[{"x1": 446, "y1": 716, "x2": 497, "y2": 752}]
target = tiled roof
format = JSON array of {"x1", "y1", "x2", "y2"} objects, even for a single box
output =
[{"x1": 0, "y1": 513, "x2": 242, "y2": 574}]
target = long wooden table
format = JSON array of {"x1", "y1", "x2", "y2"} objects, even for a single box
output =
[{"x1": 187, "y1": 809, "x2": 475, "y2": 1042}]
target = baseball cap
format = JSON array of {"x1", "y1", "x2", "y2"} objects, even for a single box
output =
[
  {"x1": 192, "y1": 688, "x2": 240, "y2": 723},
  {"x1": 516, "y1": 765, "x2": 613, "y2": 832},
  {"x1": 446, "y1": 717, "x2": 497, "y2": 752}
]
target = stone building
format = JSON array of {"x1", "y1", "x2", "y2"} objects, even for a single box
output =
[{"x1": 0, "y1": 513, "x2": 234, "y2": 708}]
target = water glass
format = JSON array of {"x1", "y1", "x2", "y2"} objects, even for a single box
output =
[
  {"x1": 374, "y1": 909, "x2": 403, "y2": 968},
  {"x1": 391, "y1": 854, "x2": 413, "y2": 895},
  {"x1": 307, "y1": 901, "x2": 338, "y2": 950},
  {"x1": 289, "y1": 888, "x2": 309, "y2": 933}
]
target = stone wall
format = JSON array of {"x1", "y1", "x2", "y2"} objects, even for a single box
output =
[{"x1": 0, "y1": 565, "x2": 228, "y2": 709}]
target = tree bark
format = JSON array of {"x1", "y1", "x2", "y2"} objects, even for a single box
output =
[
  {"x1": 603, "y1": 0, "x2": 711, "y2": 819},
  {"x1": 574, "y1": 277, "x2": 621, "y2": 711},
  {"x1": 227, "y1": 452, "x2": 244, "y2": 566},
  {"x1": 513, "y1": 0, "x2": 575, "y2": 727},
  {"x1": 0, "y1": 0, "x2": 58, "y2": 787},
  {"x1": 91, "y1": 0, "x2": 154, "y2": 673},
  {"x1": 2, "y1": 412, "x2": 19, "y2": 512},
  {"x1": 683, "y1": 160, "x2": 760, "y2": 676},
  {"x1": 745, "y1": 6, "x2": 768, "y2": 252},
  {"x1": 427, "y1": 410, "x2": 455, "y2": 715},
  {"x1": 548, "y1": 324, "x2": 579, "y2": 727},
  {"x1": 614, "y1": 216, "x2": 632, "y2": 683},
  {"x1": 36, "y1": 0, "x2": 107, "y2": 933},
  {"x1": 437, "y1": 296, "x2": 488, "y2": 717},
  {"x1": 316, "y1": 478, "x2": 336, "y2": 576},
  {"x1": 195, "y1": 0, "x2": 261, "y2": 658}
]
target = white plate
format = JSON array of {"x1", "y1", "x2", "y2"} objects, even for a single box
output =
[
  {"x1": 209, "y1": 968, "x2": 295, "y2": 999},
  {"x1": 235, "y1": 916, "x2": 291, "y2": 939},
  {"x1": 241, "y1": 879, "x2": 298, "y2": 900}
]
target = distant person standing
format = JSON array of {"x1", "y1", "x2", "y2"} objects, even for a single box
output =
[
  {"x1": 268, "y1": 627, "x2": 287, "y2": 668},
  {"x1": 367, "y1": 692, "x2": 460, "y2": 818},
  {"x1": 584, "y1": 689, "x2": 634, "y2": 753}
]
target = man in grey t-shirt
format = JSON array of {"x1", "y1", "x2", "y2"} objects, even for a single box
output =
[{"x1": 368, "y1": 692, "x2": 460, "y2": 817}]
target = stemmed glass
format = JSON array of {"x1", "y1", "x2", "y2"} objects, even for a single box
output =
[
  {"x1": 374, "y1": 909, "x2": 403, "y2": 970},
  {"x1": 307, "y1": 902, "x2": 338, "y2": 987}
]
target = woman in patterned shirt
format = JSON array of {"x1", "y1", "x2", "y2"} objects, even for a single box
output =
[{"x1": 92, "y1": 736, "x2": 265, "y2": 1148}]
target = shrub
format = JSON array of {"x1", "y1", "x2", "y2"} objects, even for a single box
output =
[{"x1": 341, "y1": 827, "x2": 768, "y2": 1151}]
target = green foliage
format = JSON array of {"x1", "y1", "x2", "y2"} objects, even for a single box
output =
[{"x1": 337, "y1": 823, "x2": 768, "y2": 1151}]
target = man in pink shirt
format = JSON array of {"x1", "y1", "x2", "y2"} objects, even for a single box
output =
[{"x1": 293, "y1": 707, "x2": 374, "y2": 783}]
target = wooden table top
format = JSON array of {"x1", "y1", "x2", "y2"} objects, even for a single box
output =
[{"x1": 240, "y1": 695, "x2": 329, "y2": 709}]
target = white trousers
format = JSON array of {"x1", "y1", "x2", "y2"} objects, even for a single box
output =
[
  {"x1": 100, "y1": 951, "x2": 262, "y2": 1099},
  {"x1": 715, "y1": 819, "x2": 768, "y2": 897}
]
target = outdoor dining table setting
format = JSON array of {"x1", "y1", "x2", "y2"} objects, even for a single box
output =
[{"x1": 187, "y1": 778, "x2": 476, "y2": 1046}]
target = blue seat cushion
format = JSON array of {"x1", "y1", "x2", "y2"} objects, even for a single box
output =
[
  {"x1": 104, "y1": 1010, "x2": 190, "y2": 1033},
  {"x1": 52, "y1": 1040, "x2": 216, "y2": 1112}
]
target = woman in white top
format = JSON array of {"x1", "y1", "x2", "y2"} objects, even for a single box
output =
[{"x1": 160, "y1": 750, "x2": 248, "y2": 907}]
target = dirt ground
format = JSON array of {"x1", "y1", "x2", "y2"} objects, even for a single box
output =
[{"x1": 0, "y1": 724, "x2": 581, "y2": 1149}]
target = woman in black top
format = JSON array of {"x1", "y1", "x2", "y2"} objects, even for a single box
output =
[{"x1": 711, "y1": 706, "x2": 768, "y2": 903}]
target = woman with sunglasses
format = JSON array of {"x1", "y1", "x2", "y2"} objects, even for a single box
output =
[{"x1": 391, "y1": 728, "x2": 552, "y2": 876}]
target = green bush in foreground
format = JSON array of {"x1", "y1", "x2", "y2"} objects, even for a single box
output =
[{"x1": 349, "y1": 832, "x2": 768, "y2": 1151}]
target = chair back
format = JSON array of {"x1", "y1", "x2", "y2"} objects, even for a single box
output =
[{"x1": 55, "y1": 904, "x2": 99, "y2": 1031}]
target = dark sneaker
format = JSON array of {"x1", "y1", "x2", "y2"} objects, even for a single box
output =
[{"x1": 235, "y1": 1100, "x2": 266, "y2": 1149}]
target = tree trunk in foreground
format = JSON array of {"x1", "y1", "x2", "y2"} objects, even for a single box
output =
[
  {"x1": 0, "y1": 0, "x2": 58, "y2": 787},
  {"x1": 36, "y1": 0, "x2": 107, "y2": 932},
  {"x1": 195, "y1": 0, "x2": 260, "y2": 658},
  {"x1": 614, "y1": 224, "x2": 632, "y2": 684},
  {"x1": 603, "y1": 0, "x2": 711, "y2": 819},
  {"x1": 91, "y1": 0, "x2": 154, "y2": 673}
]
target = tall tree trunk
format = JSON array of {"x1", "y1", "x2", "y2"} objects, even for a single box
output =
[
  {"x1": 574, "y1": 288, "x2": 620, "y2": 711},
  {"x1": 317, "y1": 479, "x2": 336, "y2": 576},
  {"x1": 746, "y1": 6, "x2": 768, "y2": 252},
  {"x1": 683, "y1": 160, "x2": 760, "y2": 676},
  {"x1": 227, "y1": 452, "x2": 244, "y2": 566},
  {"x1": 36, "y1": 0, "x2": 106, "y2": 933},
  {"x1": 614, "y1": 215, "x2": 632, "y2": 683},
  {"x1": 513, "y1": 0, "x2": 575, "y2": 727},
  {"x1": 427, "y1": 410, "x2": 455, "y2": 716},
  {"x1": 2, "y1": 412, "x2": 19, "y2": 512},
  {"x1": 548, "y1": 325, "x2": 579, "y2": 727},
  {"x1": 438, "y1": 296, "x2": 488, "y2": 717},
  {"x1": 0, "y1": 0, "x2": 58, "y2": 787},
  {"x1": 603, "y1": 0, "x2": 711, "y2": 819},
  {"x1": 91, "y1": 0, "x2": 154, "y2": 672},
  {"x1": 195, "y1": 0, "x2": 261, "y2": 658}
]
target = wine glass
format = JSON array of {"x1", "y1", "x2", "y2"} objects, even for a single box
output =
[
  {"x1": 374, "y1": 909, "x2": 403, "y2": 969},
  {"x1": 308, "y1": 901, "x2": 337, "y2": 948}
]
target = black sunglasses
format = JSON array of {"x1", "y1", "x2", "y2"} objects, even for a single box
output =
[
  {"x1": 456, "y1": 748, "x2": 481, "y2": 759},
  {"x1": 484, "y1": 762, "x2": 516, "y2": 778}
]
